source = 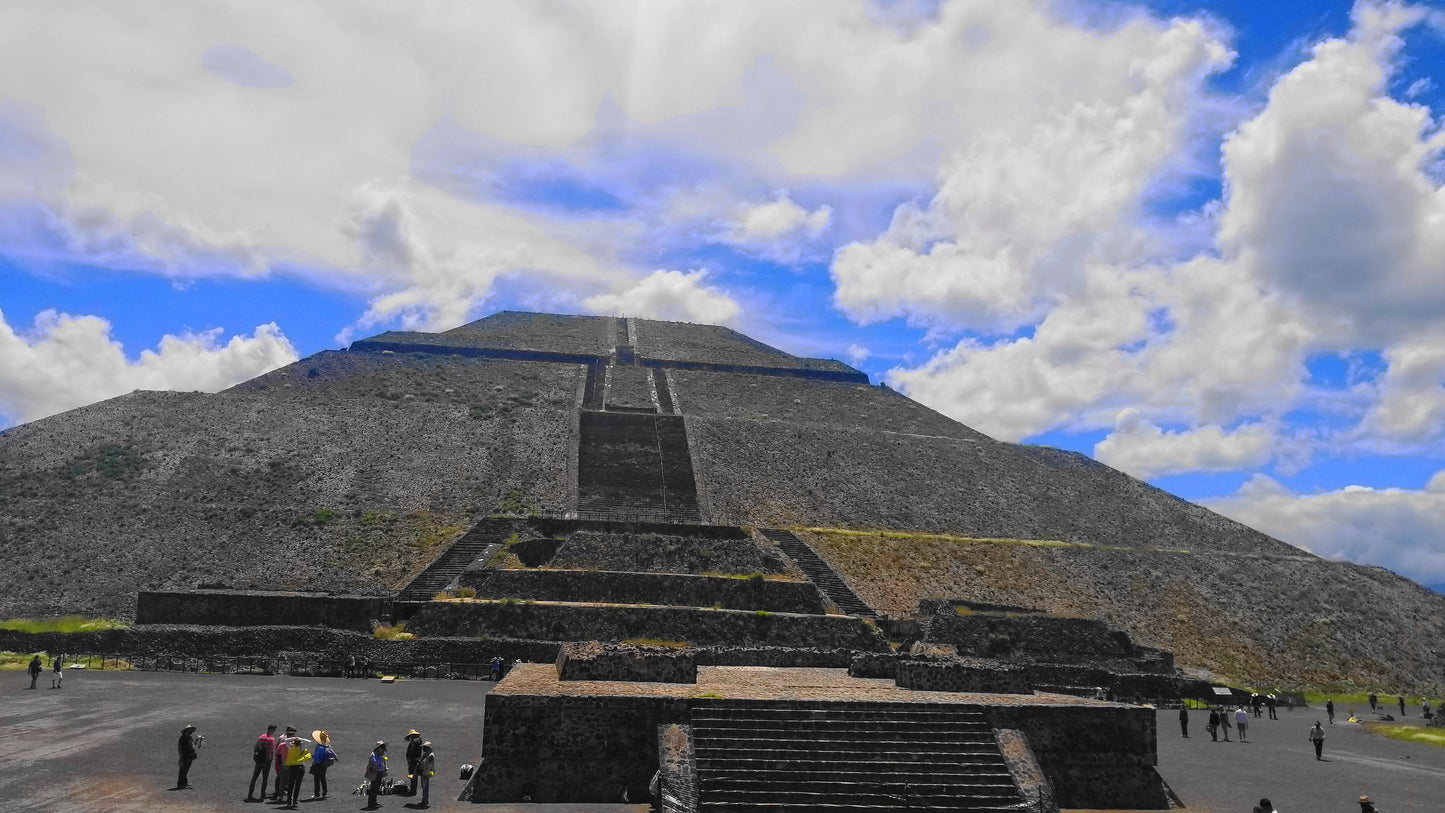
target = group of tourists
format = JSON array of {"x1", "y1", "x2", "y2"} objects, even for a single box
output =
[
  {"x1": 232, "y1": 724, "x2": 432, "y2": 810},
  {"x1": 246, "y1": 724, "x2": 338, "y2": 807}
]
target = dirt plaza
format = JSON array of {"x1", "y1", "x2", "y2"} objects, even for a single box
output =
[{"x1": 4, "y1": 668, "x2": 1445, "y2": 812}]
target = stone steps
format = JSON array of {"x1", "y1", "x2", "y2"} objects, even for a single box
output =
[
  {"x1": 691, "y1": 701, "x2": 1025, "y2": 813},
  {"x1": 577, "y1": 411, "x2": 702, "y2": 523},
  {"x1": 760, "y1": 529, "x2": 875, "y2": 618},
  {"x1": 653, "y1": 368, "x2": 676, "y2": 414},
  {"x1": 395, "y1": 518, "x2": 525, "y2": 602}
]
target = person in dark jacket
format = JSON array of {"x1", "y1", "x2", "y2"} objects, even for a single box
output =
[
  {"x1": 404, "y1": 730, "x2": 423, "y2": 795},
  {"x1": 1207, "y1": 708, "x2": 1219, "y2": 741},
  {"x1": 27, "y1": 654, "x2": 42, "y2": 689},
  {"x1": 365, "y1": 741, "x2": 387, "y2": 810},
  {"x1": 176, "y1": 725, "x2": 199, "y2": 789},
  {"x1": 1178, "y1": 706, "x2": 1189, "y2": 737}
]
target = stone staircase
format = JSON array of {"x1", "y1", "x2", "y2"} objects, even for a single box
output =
[
  {"x1": 577, "y1": 411, "x2": 702, "y2": 523},
  {"x1": 691, "y1": 701, "x2": 1029, "y2": 812},
  {"x1": 583, "y1": 358, "x2": 607, "y2": 410},
  {"x1": 396, "y1": 517, "x2": 527, "y2": 602},
  {"x1": 761, "y1": 529, "x2": 875, "y2": 618},
  {"x1": 653, "y1": 368, "x2": 676, "y2": 414}
]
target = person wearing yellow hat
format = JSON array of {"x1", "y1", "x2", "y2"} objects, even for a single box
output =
[
  {"x1": 1359, "y1": 795, "x2": 1377, "y2": 813},
  {"x1": 309, "y1": 730, "x2": 336, "y2": 800},
  {"x1": 404, "y1": 730, "x2": 423, "y2": 796}
]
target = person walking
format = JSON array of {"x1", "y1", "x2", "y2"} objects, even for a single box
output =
[
  {"x1": 404, "y1": 729, "x2": 423, "y2": 796},
  {"x1": 1219, "y1": 707, "x2": 1232, "y2": 741},
  {"x1": 1309, "y1": 721, "x2": 1326, "y2": 760},
  {"x1": 176, "y1": 725, "x2": 200, "y2": 789},
  {"x1": 27, "y1": 654, "x2": 42, "y2": 689},
  {"x1": 246, "y1": 724, "x2": 277, "y2": 802},
  {"x1": 416, "y1": 741, "x2": 435, "y2": 809},
  {"x1": 1267, "y1": 694, "x2": 1278, "y2": 720},
  {"x1": 1369, "y1": 692, "x2": 1378, "y2": 712},
  {"x1": 1326, "y1": 699, "x2": 1335, "y2": 725},
  {"x1": 1207, "y1": 708, "x2": 1219, "y2": 741},
  {"x1": 1236, "y1": 706, "x2": 1249, "y2": 742},
  {"x1": 1398, "y1": 695, "x2": 1406, "y2": 716},
  {"x1": 1178, "y1": 706, "x2": 1189, "y2": 738},
  {"x1": 1359, "y1": 794, "x2": 1377, "y2": 812},
  {"x1": 364, "y1": 741, "x2": 388, "y2": 811},
  {"x1": 309, "y1": 729, "x2": 336, "y2": 800},
  {"x1": 49, "y1": 654, "x2": 63, "y2": 688}
]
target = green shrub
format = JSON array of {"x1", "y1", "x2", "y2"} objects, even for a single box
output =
[
  {"x1": 373, "y1": 622, "x2": 413, "y2": 640},
  {"x1": 0, "y1": 617, "x2": 128, "y2": 634},
  {"x1": 455, "y1": 586, "x2": 476, "y2": 598}
]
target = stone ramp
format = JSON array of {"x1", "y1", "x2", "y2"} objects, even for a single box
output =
[
  {"x1": 578, "y1": 411, "x2": 702, "y2": 523},
  {"x1": 691, "y1": 700, "x2": 1029, "y2": 812},
  {"x1": 761, "y1": 529, "x2": 875, "y2": 618},
  {"x1": 395, "y1": 517, "x2": 527, "y2": 602}
]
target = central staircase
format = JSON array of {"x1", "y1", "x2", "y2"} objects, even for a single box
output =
[
  {"x1": 691, "y1": 700, "x2": 1028, "y2": 812},
  {"x1": 577, "y1": 411, "x2": 702, "y2": 522}
]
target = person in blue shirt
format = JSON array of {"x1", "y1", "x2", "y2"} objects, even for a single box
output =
[{"x1": 309, "y1": 729, "x2": 336, "y2": 800}]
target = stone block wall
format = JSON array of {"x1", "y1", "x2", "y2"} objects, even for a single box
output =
[
  {"x1": 556, "y1": 642, "x2": 697, "y2": 683},
  {"x1": 470, "y1": 694, "x2": 686, "y2": 802},
  {"x1": 405, "y1": 601, "x2": 888, "y2": 651},
  {"x1": 135, "y1": 590, "x2": 387, "y2": 632},
  {"x1": 894, "y1": 657, "x2": 1032, "y2": 694},
  {"x1": 657, "y1": 723, "x2": 698, "y2": 813},
  {"x1": 924, "y1": 611, "x2": 1137, "y2": 663},
  {"x1": 986, "y1": 703, "x2": 1165, "y2": 810},
  {"x1": 458, "y1": 568, "x2": 825, "y2": 614}
]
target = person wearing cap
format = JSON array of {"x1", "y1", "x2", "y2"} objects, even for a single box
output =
[
  {"x1": 364, "y1": 741, "x2": 388, "y2": 810},
  {"x1": 1308, "y1": 720, "x2": 1326, "y2": 760},
  {"x1": 309, "y1": 729, "x2": 336, "y2": 800},
  {"x1": 269, "y1": 727, "x2": 296, "y2": 800},
  {"x1": 416, "y1": 742, "x2": 436, "y2": 809},
  {"x1": 247, "y1": 724, "x2": 277, "y2": 802},
  {"x1": 404, "y1": 729, "x2": 423, "y2": 796},
  {"x1": 175, "y1": 725, "x2": 199, "y2": 790},
  {"x1": 1359, "y1": 795, "x2": 1377, "y2": 813}
]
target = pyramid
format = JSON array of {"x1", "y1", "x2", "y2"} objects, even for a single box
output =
[{"x1": 2, "y1": 311, "x2": 1443, "y2": 689}]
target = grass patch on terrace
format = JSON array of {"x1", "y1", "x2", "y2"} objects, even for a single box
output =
[
  {"x1": 373, "y1": 622, "x2": 414, "y2": 640},
  {"x1": 1361, "y1": 721, "x2": 1445, "y2": 747},
  {"x1": 621, "y1": 638, "x2": 690, "y2": 648},
  {"x1": 1302, "y1": 690, "x2": 1430, "y2": 706},
  {"x1": 795, "y1": 526, "x2": 1190, "y2": 554},
  {"x1": 0, "y1": 616, "x2": 129, "y2": 634}
]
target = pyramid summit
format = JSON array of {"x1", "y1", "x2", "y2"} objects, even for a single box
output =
[{"x1": 2, "y1": 310, "x2": 1443, "y2": 690}]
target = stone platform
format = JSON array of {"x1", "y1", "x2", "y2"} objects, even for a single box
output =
[{"x1": 466, "y1": 664, "x2": 1169, "y2": 811}]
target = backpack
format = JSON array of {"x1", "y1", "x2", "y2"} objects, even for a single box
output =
[{"x1": 254, "y1": 741, "x2": 269, "y2": 764}]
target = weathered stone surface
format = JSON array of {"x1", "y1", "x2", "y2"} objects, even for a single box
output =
[
  {"x1": 895, "y1": 657, "x2": 1033, "y2": 694},
  {"x1": 557, "y1": 641, "x2": 697, "y2": 683},
  {"x1": 459, "y1": 568, "x2": 824, "y2": 614},
  {"x1": 135, "y1": 590, "x2": 386, "y2": 631}
]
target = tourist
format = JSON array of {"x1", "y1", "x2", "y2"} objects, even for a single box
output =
[
  {"x1": 1309, "y1": 721, "x2": 1326, "y2": 760},
  {"x1": 246, "y1": 724, "x2": 277, "y2": 801},
  {"x1": 27, "y1": 654, "x2": 42, "y2": 689},
  {"x1": 176, "y1": 724, "x2": 200, "y2": 789},
  {"x1": 1267, "y1": 694, "x2": 1278, "y2": 720},
  {"x1": 364, "y1": 741, "x2": 388, "y2": 810},
  {"x1": 270, "y1": 726, "x2": 296, "y2": 800},
  {"x1": 416, "y1": 741, "x2": 435, "y2": 808},
  {"x1": 1369, "y1": 691, "x2": 1378, "y2": 712},
  {"x1": 1423, "y1": 699, "x2": 1432, "y2": 719},
  {"x1": 1398, "y1": 695, "x2": 1406, "y2": 716},
  {"x1": 282, "y1": 734, "x2": 312, "y2": 808},
  {"x1": 1178, "y1": 706, "x2": 1188, "y2": 738},
  {"x1": 49, "y1": 654, "x2": 62, "y2": 689},
  {"x1": 309, "y1": 729, "x2": 336, "y2": 800},
  {"x1": 490, "y1": 656, "x2": 502, "y2": 681},
  {"x1": 1252, "y1": 693, "x2": 1263, "y2": 718},
  {"x1": 1359, "y1": 794, "x2": 1376, "y2": 812},
  {"x1": 1326, "y1": 698, "x2": 1335, "y2": 724},
  {"x1": 1218, "y1": 706, "x2": 1231, "y2": 741},
  {"x1": 1258, "y1": 797, "x2": 1277, "y2": 812},
  {"x1": 1235, "y1": 706, "x2": 1249, "y2": 742},
  {"x1": 405, "y1": 729, "x2": 424, "y2": 795},
  {"x1": 1207, "y1": 708, "x2": 1219, "y2": 741}
]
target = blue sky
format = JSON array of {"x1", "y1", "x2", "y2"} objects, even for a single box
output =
[{"x1": 3, "y1": 0, "x2": 1445, "y2": 591}]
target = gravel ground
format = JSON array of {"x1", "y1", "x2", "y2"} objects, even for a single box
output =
[{"x1": 1, "y1": 668, "x2": 644, "y2": 813}]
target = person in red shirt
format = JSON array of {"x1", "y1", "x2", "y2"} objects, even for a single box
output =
[{"x1": 247, "y1": 724, "x2": 277, "y2": 802}]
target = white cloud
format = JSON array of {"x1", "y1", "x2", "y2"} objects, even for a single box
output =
[
  {"x1": 0, "y1": 309, "x2": 297, "y2": 427},
  {"x1": 1094, "y1": 408, "x2": 1275, "y2": 479},
  {"x1": 734, "y1": 194, "x2": 831, "y2": 242},
  {"x1": 583, "y1": 269, "x2": 740, "y2": 325},
  {"x1": 845, "y1": 343, "x2": 870, "y2": 367},
  {"x1": 1204, "y1": 472, "x2": 1445, "y2": 587},
  {"x1": 881, "y1": 2, "x2": 1445, "y2": 467}
]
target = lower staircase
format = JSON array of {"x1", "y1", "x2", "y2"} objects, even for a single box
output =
[
  {"x1": 691, "y1": 701, "x2": 1028, "y2": 812},
  {"x1": 761, "y1": 529, "x2": 875, "y2": 618},
  {"x1": 396, "y1": 517, "x2": 527, "y2": 602},
  {"x1": 577, "y1": 411, "x2": 702, "y2": 523}
]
